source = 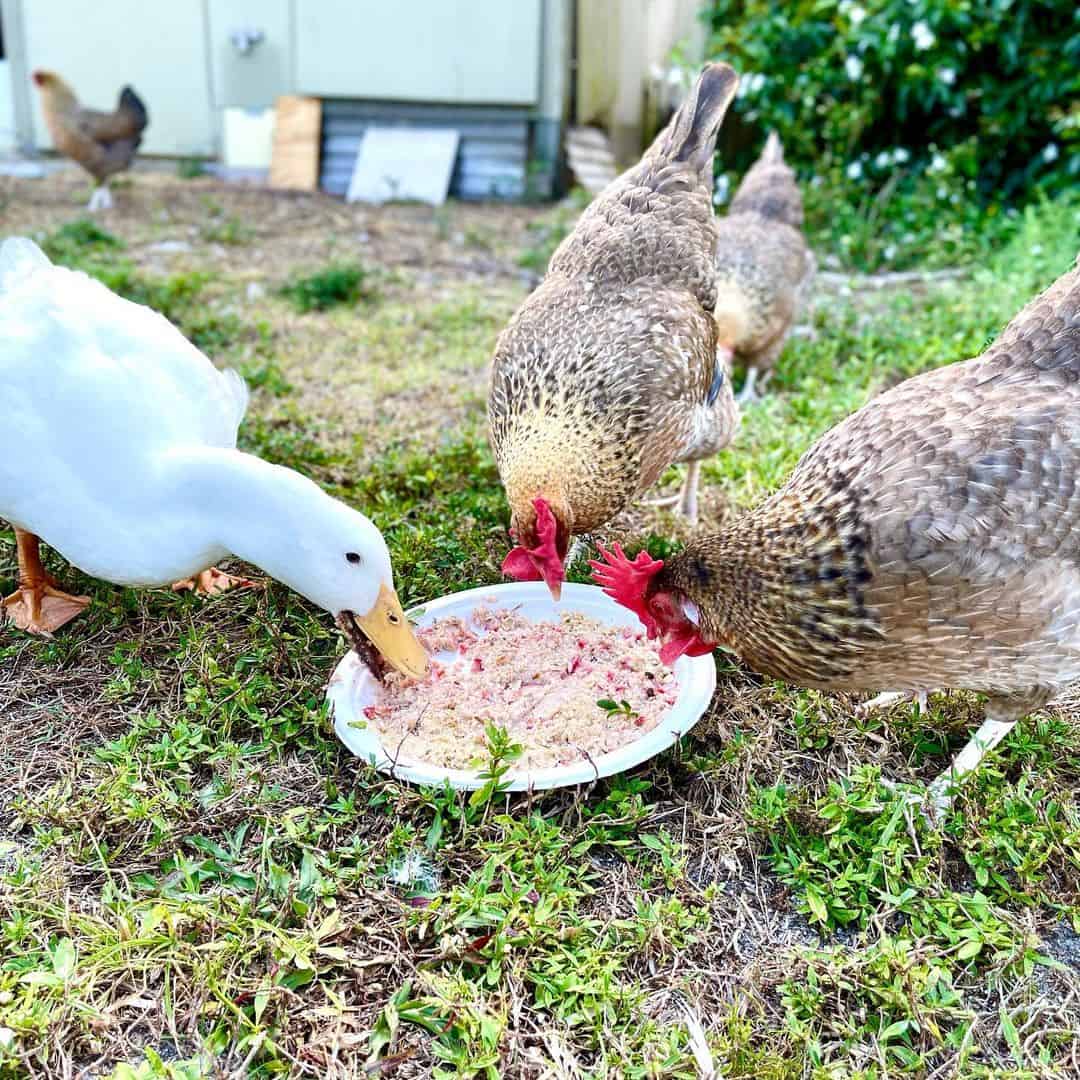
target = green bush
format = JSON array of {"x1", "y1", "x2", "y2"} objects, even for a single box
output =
[
  {"x1": 40, "y1": 219, "x2": 123, "y2": 261},
  {"x1": 278, "y1": 264, "x2": 376, "y2": 313},
  {"x1": 701, "y1": 0, "x2": 1078, "y2": 201}
]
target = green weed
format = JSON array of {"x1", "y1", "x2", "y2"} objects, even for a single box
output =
[{"x1": 279, "y1": 264, "x2": 376, "y2": 313}]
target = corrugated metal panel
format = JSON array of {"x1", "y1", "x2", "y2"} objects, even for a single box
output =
[{"x1": 321, "y1": 100, "x2": 532, "y2": 201}]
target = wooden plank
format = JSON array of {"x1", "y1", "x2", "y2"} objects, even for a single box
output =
[{"x1": 269, "y1": 96, "x2": 322, "y2": 190}]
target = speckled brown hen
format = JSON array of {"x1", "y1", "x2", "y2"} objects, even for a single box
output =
[
  {"x1": 594, "y1": 258, "x2": 1080, "y2": 815},
  {"x1": 33, "y1": 71, "x2": 148, "y2": 212},
  {"x1": 714, "y1": 133, "x2": 814, "y2": 403},
  {"x1": 489, "y1": 64, "x2": 741, "y2": 598}
]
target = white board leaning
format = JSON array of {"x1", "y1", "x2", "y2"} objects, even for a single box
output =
[{"x1": 346, "y1": 127, "x2": 461, "y2": 206}]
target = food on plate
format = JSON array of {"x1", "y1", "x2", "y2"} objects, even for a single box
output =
[{"x1": 358, "y1": 606, "x2": 680, "y2": 771}]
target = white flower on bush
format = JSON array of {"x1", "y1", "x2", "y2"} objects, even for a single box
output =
[
  {"x1": 845, "y1": 3, "x2": 867, "y2": 26},
  {"x1": 938, "y1": 67, "x2": 956, "y2": 85},
  {"x1": 893, "y1": 147, "x2": 910, "y2": 164},
  {"x1": 928, "y1": 152, "x2": 947, "y2": 174},
  {"x1": 874, "y1": 150, "x2": 891, "y2": 169},
  {"x1": 738, "y1": 72, "x2": 766, "y2": 98},
  {"x1": 713, "y1": 173, "x2": 731, "y2": 206},
  {"x1": 847, "y1": 160, "x2": 864, "y2": 180},
  {"x1": 883, "y1": 244, "x2": 897, "y2": 260},
  {"x1": 888, "y1": 24, "x2": 900, "y2": 43},
  {"x1": 911, "y1": 20, "x2": 936, "y2": 50},
  {"x1": 845, "y1": 55, "x2": 864, "y2": 81},
  {"x1": 936, "y1": 185, "x2": 949, "y2": 200},
  {"x1": 1043, "y1": 143, "x2": 1060, "y2": 163}
]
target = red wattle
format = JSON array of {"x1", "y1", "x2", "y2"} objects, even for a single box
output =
[
  {"x1": 659, "y1": 629, "x2": 714, "y2": 665},
  {"x1": 502, "y1": 546, "x2": 543, "y2": 581}
]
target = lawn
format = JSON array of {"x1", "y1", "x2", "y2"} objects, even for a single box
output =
[{"x1": 1, "y1": 168, "x2": 1079, "y2": 1079}]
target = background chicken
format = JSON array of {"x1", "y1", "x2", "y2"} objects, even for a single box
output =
[
  {"x1": 594, "y1": 256, "x2": 1080, "y2": 817},
  {"x1": 33, "y1": 70, "x2": 148, "y2": 211},
  {"x1": 489, "y1": 63, "x2": 741, "y2": 598},
  {"x1": 714, "y1": 132, "x2": 814, "y2": 403}
]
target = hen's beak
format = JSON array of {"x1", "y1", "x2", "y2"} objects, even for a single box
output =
[{"x1": 353, "y1": 583, "x2": 428, "y2": 679}]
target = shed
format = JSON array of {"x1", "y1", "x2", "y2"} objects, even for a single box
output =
[{"x1": 0, "y1": 0, "x2": 703, "y2": 199}]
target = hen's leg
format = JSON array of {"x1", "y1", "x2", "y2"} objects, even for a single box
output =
[
  {"x1": 171, "y1": 568, "x2": 259, "y2": 596},
  {"x1": 857, "y1": 690, "x2": 928, "y2": 717},
  {"x1": 643, "y1": 462, "x2": 702, "y2": 523},
  {"x1": 925, "y1": 693, "x2": 1041, "y2": 821},
  {"x1": 736, "y1": 366, "x2": 760, "y2": 405},
  {"x1": 2, "y1": 529, "x2": 90, "y2": 635},
  {"x1": 87, "y1": 185, "x2": 113, "y2": 212},
  {"x1": 678, "y1": 460, "x2": 701, "y2": 524}
]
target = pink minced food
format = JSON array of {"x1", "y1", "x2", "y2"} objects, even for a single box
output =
[{"x1": 360, "y1": 605, "x2": 679, "y2": 771}]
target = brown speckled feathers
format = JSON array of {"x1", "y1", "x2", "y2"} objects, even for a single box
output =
[
  {"x1": 714, "y1": 133, "x2": 813, "y2": 378},
  {"x1": 35, "y1": 74, "x2": 148, "y2": 185},
  {"x1": 663, "y1": 259, "x2": 1080, "y2": 711},
  {"x1": 488, "y1": 64, "x2": 741, "y2": 541}
]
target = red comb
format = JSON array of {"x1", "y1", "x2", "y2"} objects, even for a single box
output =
[{"x1": 589, "y1": 543, "x2": 665, "y2": 636}]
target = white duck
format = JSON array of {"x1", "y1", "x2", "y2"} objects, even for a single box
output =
[{"x1": 0, "y1": 238, "x2": 427, "y2": 678}]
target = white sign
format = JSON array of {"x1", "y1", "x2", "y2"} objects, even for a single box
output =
[{"x1": 346, "y1": 127, "x2": 460, "y2": 206}]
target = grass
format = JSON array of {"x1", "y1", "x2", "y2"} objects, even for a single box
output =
[
  {"x1": 2, "y1": 184, "x2": 1080, "y2": 1078},
  {"x1": 278, "y1": 264, "x2": 377, "y2": 313}
]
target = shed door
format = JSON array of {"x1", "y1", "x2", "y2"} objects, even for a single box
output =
[
  {"x1": 296, "y1": 0, "x2": 542, "y2": 105},
  {"x1": 22, "y1": 0, "x2": 214, "y2": 156}
]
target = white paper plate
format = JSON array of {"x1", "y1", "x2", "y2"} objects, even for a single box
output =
[{"x1": 327, "y1": 581, "x2": 717, "y2": 791}]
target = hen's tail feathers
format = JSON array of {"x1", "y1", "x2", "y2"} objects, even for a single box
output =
[
  {"x1": 0, "y1": 238, "x2": 51, "y2": 295},
  {"x1": 118, "y1": 86, "x2": 149, "y2": 133},
  {"x1": 652, "y1": 63, "x2": 738, "y2": 175},
  {"x1": 761, "y1": 131, "x2": 784, "y2": 164},
  {"x1": 729, "y1": 131, "x2": 804, "y2": 227}
]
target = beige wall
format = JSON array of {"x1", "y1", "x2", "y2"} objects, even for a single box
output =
[
  {"x1": 295, "y1": 0, "x2": 542, "y2": 104},
  {"x1": 20, "y1": 0, "x2": 215, "y2": 156},
  {"x1": 6, "y1": 0, "x2": 568, "y2": 167},
  {"x1": 576, "y1": 0, "x2": 705, "y2": 163}
]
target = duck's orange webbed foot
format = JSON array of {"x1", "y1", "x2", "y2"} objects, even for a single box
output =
[
  {"x1": 171, "y1": 568, "x2": 261, "y2": 597},
  {"x1": 3, "y1": 528, "x2": 90, "y2": 636},
  {"x1": 2, "y1": 581, "x2": 90, "y2": 636}
]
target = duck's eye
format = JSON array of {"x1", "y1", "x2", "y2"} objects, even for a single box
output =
[
  {"x1": 387, "y1": 611, "x2": 400, "y2": 625},
  {"x1": 345, "y1": 552, "x2": 362, "y2": 565}
]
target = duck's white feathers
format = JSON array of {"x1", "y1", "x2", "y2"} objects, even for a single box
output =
[{"x1": 0, "y1": 239, "x2": 249, "y2": 582}]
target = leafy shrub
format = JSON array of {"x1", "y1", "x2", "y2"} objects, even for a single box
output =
[
  {"x1": 177, "y1": 157, "x2": 209, "y2": 180},
  {"x1": 701, "y1": 0, "x2": 1078, "y2": 201},
  {"x1": 278, "y1": 264, "x2": 375, "y2": 313},
  {"x1": 201, "y1": 214, "x2": 255, "y2": 246},
  {"x1": 41, "y1": 219, "x2": 123, "y2": 261}
]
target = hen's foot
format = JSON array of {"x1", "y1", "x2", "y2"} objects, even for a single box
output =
[
  {"x1": 171, "y1": 568, "x2": 260, "y2": 597},
  {"x1": 923, "y1": 714, "x2": 1018, "y2": 823},
  {"x1": 736, "y1": 366, "x2": 761, "y2": 405},
  {"x1": 856, "y1": 690, "x2": 929, "y2": 717},
  {"x1": 87, "y1": 186, "x2": 113, "y2": 212},
  {"x1": 2, "y1": 582, "x2": 90, "y2": 636},
  {"x1": 643, "y1": 462, "x2": 701, "y2": 524}
]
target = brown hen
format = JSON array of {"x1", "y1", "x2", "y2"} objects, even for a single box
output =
[
  {"x1": 714, "y1": 132, "x2": 814, "y2": 403},
  {"x1": 489, "y1": 63, "x2": 741, "y2": 598},
  {"x1": 594, "y1": 257, "x2": 1080, "y2": 816},
  {"x1": 33, "y1": 70, "x2": 148, "y2": 212}
]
